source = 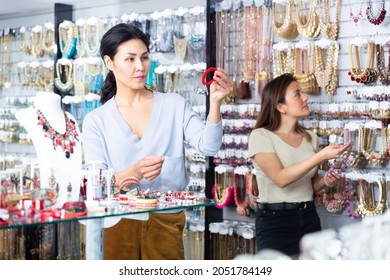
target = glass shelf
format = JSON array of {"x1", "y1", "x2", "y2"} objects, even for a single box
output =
[{"x1": 0, "y1": 199, "x2": 215, "y2": 230}]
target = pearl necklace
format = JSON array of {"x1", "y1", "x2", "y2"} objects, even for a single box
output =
[{"x1": 54, "y1": 59, "x2": 74, "y2": 92}]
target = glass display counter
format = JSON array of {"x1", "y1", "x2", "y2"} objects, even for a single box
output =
[{"x1": 0, "y1": 199, "x2": 215, "y2": 260}]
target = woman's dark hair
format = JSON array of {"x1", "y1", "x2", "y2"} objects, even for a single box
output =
[
  {"x1": 99, "y1": 23, "x2": 150, "y2": 104},
  {"x1": 253, "y1": 73, "x2": 311, "y2": 141}
]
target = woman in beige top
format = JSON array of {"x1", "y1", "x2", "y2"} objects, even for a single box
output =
[{"x1": 248, "y1": 73, "x2": 350, "y2": 257}]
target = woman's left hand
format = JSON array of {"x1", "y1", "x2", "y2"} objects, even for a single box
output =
[
  {"x1": 324, "y1": 169, "x2": 341, "y2": 188},
  {"x1": 209, "y1": 68, "x2": 232, "y2": 103}
]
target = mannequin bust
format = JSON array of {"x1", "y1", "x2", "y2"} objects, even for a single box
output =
[{"x1": 15, "y1": 91, "x2": 82, "y2": 207}]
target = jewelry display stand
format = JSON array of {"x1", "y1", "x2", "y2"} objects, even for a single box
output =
[{"x1": 15, "y1": 92, "x2": 82, "y2": 206}]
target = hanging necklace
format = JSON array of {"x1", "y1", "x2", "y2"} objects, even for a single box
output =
[
  {"x1": 376, "y1": 42, "x2": 390, "y2": 85},
  {"x1": 344, "y1": 178, "x2": 360, "y2": 220},
  {"x1": 320, "y1": 0, "x2": 341, "y2": 40},
  {"x1": 54, "y1": 58, "x2": 74, "y2": 92},
  {"x1": 272, "y1": 0, "x2": 298, "y2": 40},
  {"x1": 19, "y1": 26, "x2": 31, "y2": 55},
  {"x1": 366, "y1": 0, "x2": 387, "y2": 25},
  {"x1": 348, "y1": 0, "x2": 364, "y2": 25},
  {"x1": 31, "y1": 25, "x2": 44, "y2": 58},
  {"x1": 33, "y1": 105, "x2": 79, "y2": 158},
  {"x1": 42, "y1": 22, "x2": 55, "y2": 57},
  {"x1": 357, "y1": 178, "x2": 387, "y2": 217}
]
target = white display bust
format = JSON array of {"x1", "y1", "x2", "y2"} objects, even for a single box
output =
[{"x1": 15, "y1": 91, "x2": 82, "y2": 206}]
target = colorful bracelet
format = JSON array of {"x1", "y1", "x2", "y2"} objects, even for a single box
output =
[
  {"x1": 62, "y1": 201, "x2": 87, "y2": 219},
  {"x1": 119, "y1": 176, "x2": 140, "y2": 195},
  {"x1": 201, "y1": 67, "x2": 218, "y2": 86}
]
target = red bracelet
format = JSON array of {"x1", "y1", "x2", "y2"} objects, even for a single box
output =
[
  {"x1": 62, "y1": 201, "x2": 87, "y2": 219},
  {"x1": 201, "y1": 67, "x2": 218, "y2": 86}
]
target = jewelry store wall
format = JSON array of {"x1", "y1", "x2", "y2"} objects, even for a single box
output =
[
  {"x1": 206, "y1": 0, "x2": 390, "y2": 260},
  {"x1": 0, "y1": 0, "x2": 210, "y2": 260},
  {"x1": 1, "y1": 0, "x2": 390, "y2": 260}
]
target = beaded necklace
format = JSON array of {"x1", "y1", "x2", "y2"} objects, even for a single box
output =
[
  {"x1": 73, "y1": 58, "x2": 87, "y2": 97},
  {"x1": 33, "y1": 105, "x2": 79, "y2": 158},
  {"x1": 376, "y1": 43, "x2": 390, "y2": 85},
  {"x1": 58, "y1": 20, "x2": 78, "y2": 59},
  {"x1": 54, "y1": 59, "x2": 74, "y2": 92},
  {"x1": 19, "y1": 26, "x2": 31, "y2": 55},
  {"x1": 366, "y1": 0, "x2": 387, "y2": 26},
  {"x1": 348, "y1": 41, "x2": 377, "y2": 85},
  {"x1": 31, "y1": 25, "x2": 44, "y2": 58},
  {"x1": 272, "y1": 0, "x2": 298, "y2": 40},
  {"x1": 212, "y1": 167, "x2": 235, "y2": 208},
  {"x1": 344, "y1": 178, "x2": 360, "y2": 220},
  {"x1": 348, "y1": 0, "x2": 364, "y2": 25},
  {"x1": 233, "y1": 167, "x2": 251, "y2": 216},
  {"x1": 319, "y1": 0, "x2": 341, "y2": 40},
  {"x1": 357, "y1": 178, "x2": 387, "y2": 217},
  {"x1": 41, "y1": 22, "x2": 55, "y2": 57},
  {"x1": 322, "y1": 175, "x2": 346, "y2": 213},
  {"x1": 85, "y1": 17, "x2": 103, "y2": 57},
  {"x1": 295, "y1": 0, "x2": 320, "y2": 38}
]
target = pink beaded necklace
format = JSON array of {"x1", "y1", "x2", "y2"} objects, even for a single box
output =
[
  {"x1": 344, "y1": 178, "x2": 360, "y2": 221},
  {"x1": 34, "y1": 105, "x2": 79, "y2": 158},
  {"x1": 348, "y1": 0, "x2": 364, "y2": 25}
]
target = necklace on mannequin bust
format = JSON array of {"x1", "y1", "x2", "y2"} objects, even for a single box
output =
[{"x1": 33, "y1": 105, "x2": 79, "y2": 158}]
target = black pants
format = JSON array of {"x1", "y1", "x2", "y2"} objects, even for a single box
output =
[{"x1": 255, "y1": 203, "x2": 321, "y2": 257}]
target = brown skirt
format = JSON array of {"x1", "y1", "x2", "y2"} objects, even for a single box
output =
[{"x1": 104, "y1": 211, "x2": 185, "y2": 260}]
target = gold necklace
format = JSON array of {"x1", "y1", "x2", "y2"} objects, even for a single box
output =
[
  {"x1": 314, "y1": 41, "x2": 339, "y2": 95},
  {"x1": 319, "y1": 0, "x2": 341, "y2": 40},
  {"x1": 31, "y1": 25, "x2": 44, "y2": 58},
  {"x1": 295, "y1": 0, "x2": 320, "y2": 38},
  {"x1": 272, "y1": 0, "x2": 298, "y2": 40},
  {"x1": 19, "y1": 26, "x2": 31, "y2": 55},
  {"x1": 348, "y1": 41, "x2": 377, "y2": 85},
  {"x1": 2, "y1": 34, "x2": 13, "y2": 88},
  {"x1": 39, "y1": 60, "x2": 54, "y2": 91},
  {"x1": 357, "y1": 178, "x2": 387, "y2": 217}
]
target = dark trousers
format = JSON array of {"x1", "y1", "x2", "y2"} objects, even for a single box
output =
[{"x1": 255, "y1": 204, "x2": 321, "y2": 257}]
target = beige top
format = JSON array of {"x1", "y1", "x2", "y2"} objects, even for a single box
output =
[{"x1": 248, "y1": 128, "x2": 318, "y2": 203}]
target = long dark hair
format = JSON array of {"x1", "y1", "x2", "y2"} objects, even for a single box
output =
[
  {"x1": 99, "y1": 23, "x2": 150, "y2": 104},
  {"x1": 253, "y1": 73, "x2": 311, "y2": 141}
]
